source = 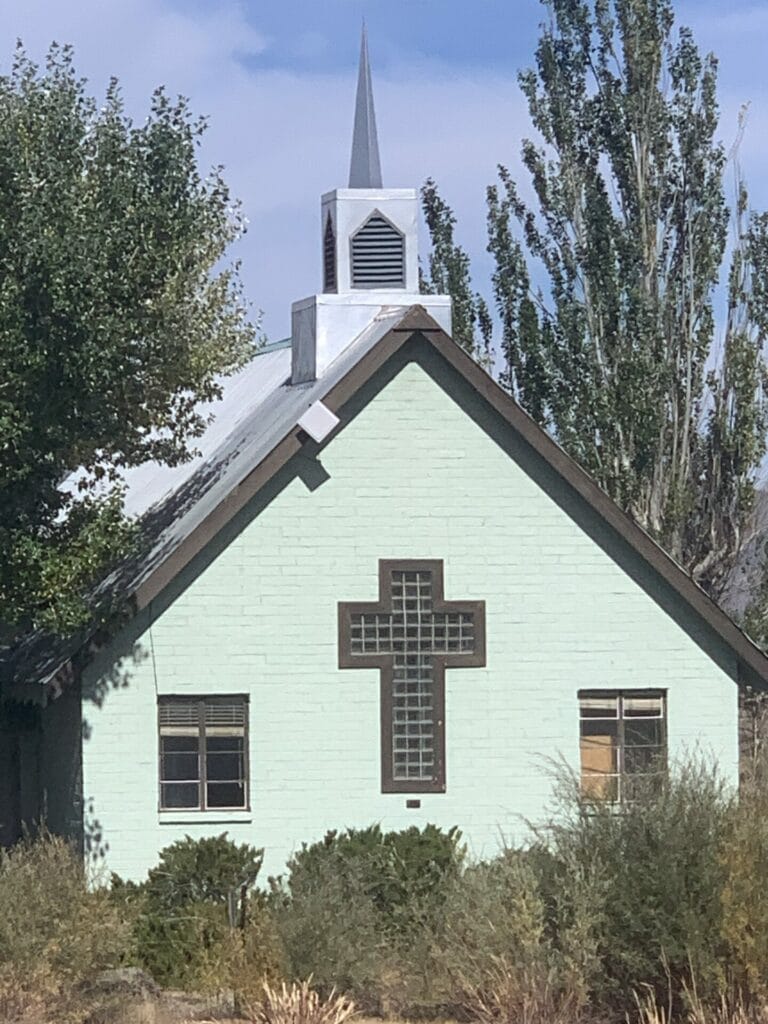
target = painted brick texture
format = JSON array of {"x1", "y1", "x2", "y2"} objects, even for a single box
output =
[{"x1": 80, "y1": 355, "x2": 739, "y2": 880}]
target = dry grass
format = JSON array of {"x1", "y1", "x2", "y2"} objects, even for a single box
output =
[
  {"x1": 462, "y1": 961, "x2": 586, "y2": 1024},
  {"x1": 0, "y1": 833, "x2": 133, "y2": 1024},
  {"x1": 243, "y1": 980, "x2": 356, "y2": 1024},
  {"x1": 632, "y1": 984, "x2": 768, "y2": 1024}
]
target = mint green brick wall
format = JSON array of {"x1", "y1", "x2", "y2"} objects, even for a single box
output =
[{"x1": 81, "y1": 348, "x2": 739, "y2": 880}]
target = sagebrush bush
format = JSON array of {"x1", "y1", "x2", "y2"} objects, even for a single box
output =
[
  {"x1": 431, "y1": 846, "x2": 601, "y2": 1020},
  {"x1": 271, "y1": 849, "x2": 390, "y2": 1008},
  {"x1": 272, "y1": 823, "x2": 463, "y2": 1013},
  {"x1": 536, "y1": 758, "x2": 733, "y2": 1014},
  {"x1": 13, "y1": 760, "x2": 768, "y2": 1023},
  {"x1": 0, "y1": 832, "x2": 132, "y2": 1023},
  {"x1": 721, "y1": 784, "x2": 768, "y2": 1001},
  {"x1": 195, "y1": 894, "x2": 285, "y2": 1006}
]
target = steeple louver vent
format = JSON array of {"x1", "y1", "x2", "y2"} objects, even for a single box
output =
[
  {"x1": 351, "y1": 213, "x2": 405, "y2": 288},
  {"x1": 323, "y1": 215, "x2": 337, "y2": 292}
]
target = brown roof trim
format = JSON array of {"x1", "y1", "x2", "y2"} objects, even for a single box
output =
[
  {"x1": 134, "y1": 304, "x2": 768, "y2": 684},
  {"x1": 134, "y1": 428, "x2": 305, "y2": 609}
]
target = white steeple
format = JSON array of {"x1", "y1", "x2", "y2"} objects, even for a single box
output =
[
  {"x1": 348, "y1": 24, "x2": 383, "y2": 189},
  {"x1": 291, "y1": 28, "x2": 451, "y2": 384}
]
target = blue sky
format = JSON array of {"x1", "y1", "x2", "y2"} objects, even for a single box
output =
[{"x1": 5, "y1": 0, "x2": 768, "y2": 340}]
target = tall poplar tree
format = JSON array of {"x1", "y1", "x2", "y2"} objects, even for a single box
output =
[
  {"x1": 424, "y1": 0, "x2": 768, "y2": 603},
  {"x1": 420, "y1": 178, "x2": 493, "y2": 367}
]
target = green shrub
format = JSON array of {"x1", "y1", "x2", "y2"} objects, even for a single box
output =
[
  {"x1": 143, "y1": 831, "x2": 263, "y2": 908},
  {"x1": 282, "y1": 823, "x2": 462, "y2": 933},
  {"x1": 116, "y1": 832, "x2": 282, "y2": 992}
]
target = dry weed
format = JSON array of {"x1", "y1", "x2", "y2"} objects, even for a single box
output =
[
  {"x1": 462, "y1": 957, "x2": 585, "y2": 1024},
  {"x1": 245, "y1": 979, "x2": 356, "y2": 1024},
  {"x1": 631, "y1": 983, "x2": 768, "y2": 1024}
]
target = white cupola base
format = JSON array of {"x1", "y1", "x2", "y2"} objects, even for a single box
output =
[{"x1": 291, "y1": 292, "x2": 452, "y2": 384}]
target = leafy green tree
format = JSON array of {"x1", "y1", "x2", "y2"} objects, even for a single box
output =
[
  {"x1": 0, "y1": 44, "x2": 256, "y2": 641},
  {"x1": 424, "y1": 0, "x2": 768, "y2": 603}
]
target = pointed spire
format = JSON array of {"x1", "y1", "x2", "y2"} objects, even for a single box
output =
[{"x1": 348, "y1": 23, "x2": 383, "y2": 189}]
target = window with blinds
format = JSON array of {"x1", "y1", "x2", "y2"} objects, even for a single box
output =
[
  {"x1": 350, "y1": 213, "x2": 405, "y2": 288},
  {"x1": 158, "y1": 697, "x2": 248, "y2": 811},
  {"x1": 578, "y1": 691, "x2": 666, "y2": 803}
]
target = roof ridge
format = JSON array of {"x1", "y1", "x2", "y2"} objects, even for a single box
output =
[{"x1": 257, "y1": 337, "x2": 292, "y2": 354}]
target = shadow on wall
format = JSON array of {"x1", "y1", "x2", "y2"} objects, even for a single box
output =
[
  {"x1": 80, "y1": 635, "x2": 150, "y2": 740},
  {"x1": 83, "y1": 797, "x2": 109, "y2": 863},
  {"x1": 79, "y1": 630, "x2": 152, "y2": 863}
]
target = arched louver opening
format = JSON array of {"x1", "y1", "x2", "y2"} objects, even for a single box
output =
[
  {"x1": 351, "y1": 213, "x2": 405, "y2": 288},
  {"x1": 323, "y1": 214, "x2": 337, "y2": 292}
]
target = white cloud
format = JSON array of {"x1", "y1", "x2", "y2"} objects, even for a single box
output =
[
  {"x1": 6, "y1": 0, "x2": 768, "y2": 342},
  {"x1": 10, "y1": 0, "x2": 267, "y2": 96}
]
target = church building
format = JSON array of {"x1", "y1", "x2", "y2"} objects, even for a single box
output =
[{"x1": 2, "y1": 32, "x2": 767, "y2": 879}]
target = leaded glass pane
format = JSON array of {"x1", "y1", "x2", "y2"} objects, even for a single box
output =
[
  {"x1": 392, "y1": 653, "x2": 434, "y2": 781},
  {"x1": 349, "y1": 569, "x2": 442, "y2": 781}
]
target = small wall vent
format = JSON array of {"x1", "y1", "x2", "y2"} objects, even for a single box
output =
[
  {"x1": 323, "y1": 214, "x2": 337, "y2": 292},
  {"x1": 351, "y1": 213, "x2": 405, "y2": 288}
]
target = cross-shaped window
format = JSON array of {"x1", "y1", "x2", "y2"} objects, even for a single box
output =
[{"x1": 339, "y1": 560, "x2": 486, "y2": 793}]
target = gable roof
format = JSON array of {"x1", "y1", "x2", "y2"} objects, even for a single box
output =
[{"x1": 9, "y1": 305, "x2": 768, "y2": 691}]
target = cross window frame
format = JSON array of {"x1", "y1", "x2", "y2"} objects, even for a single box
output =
[
  {"x1": 338, "y1": 559, "x2": 486, "y2": 794},
  {"x1": 157, "y1": 695, "x2": 250, "y2": 813}
]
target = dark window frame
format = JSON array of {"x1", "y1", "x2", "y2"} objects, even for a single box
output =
[
  {"x1": 157, "y1": 695, "x2": 250, "y2": 812},
  {"x1": 578, "y1": 688, "x2": 667, "y2": 803},
  {"x1": 339, "y1": 558, "x2": 486, "y2": 795}
]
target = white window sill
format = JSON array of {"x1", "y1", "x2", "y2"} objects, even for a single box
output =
[{"x1": 158, "y1": 810, "x2": 253, "y2": 825}]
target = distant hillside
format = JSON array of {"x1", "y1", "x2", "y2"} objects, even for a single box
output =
[{"x1": 720, "y1": 487, "x2": 768, "y2": 620}]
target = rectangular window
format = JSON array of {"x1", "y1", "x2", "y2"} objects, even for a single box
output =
[
  {"x1": 158, "y1": 697, "x2": 248, "y2": 811},
  {"x1": 578, "y1": 690, "x2": 666, "y2": 802}
]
